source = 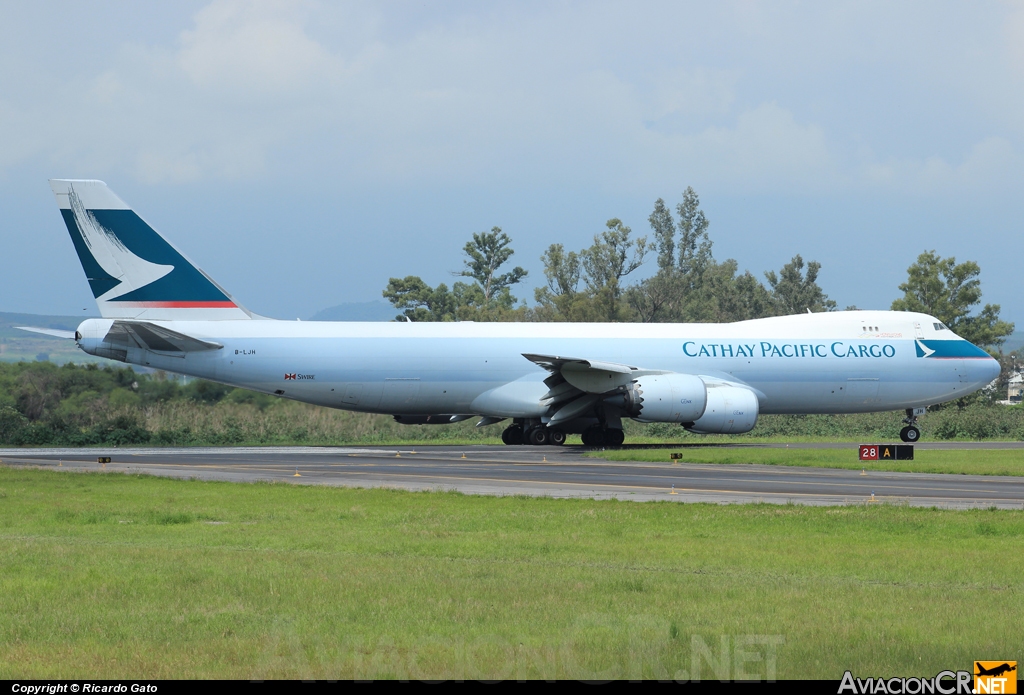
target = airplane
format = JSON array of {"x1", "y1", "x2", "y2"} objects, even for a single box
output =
[
  {"x1": 18, "y1": 179, "x2": 1001, "y2": 447},
  {"x1": 975, "y1": 663, "x2": 1016, "y2": 678}
]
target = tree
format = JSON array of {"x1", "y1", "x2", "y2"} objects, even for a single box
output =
[
  {"x1": 891, "y1": 250, "x2": 1014, "y2": 350},
  {"x1": 382, "y1": 276, "x2": 461, "y2": 322},
  {"x1": 456, "y1": 227, "x2": 527, "y2": 304},
  {"x1": 384, "y1": 228, "x2": 527, "y2": 321},
  {"x1": 626, "y1": 188, "x2": 790, "y2": 323},
  {"x1": 765, "y1": 254, "x2": 837, "y2": 314},
  {"x1": 580, "y1": 219, "x2": 648, "y2": 293},
  {"x1": 650, "y1": 198, "x2": 675, "y2": 271},
  {"x1": 535, "y1": 219, "x2": 648, "y2": 322},
  {"x1": 579, "y1": 219, "x2": 649, "y2": 321},
  {"x1": 676, "y1": 186, "x2": 712, "y2": 275},
  {"x1": 533, "y1": 244, "x2": 587, "y2": 320}
]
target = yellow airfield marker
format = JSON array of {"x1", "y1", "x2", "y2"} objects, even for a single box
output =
[
  {"x1": 861, "y1": 469, "x2": 867, "y2": 476},
  {"x1": 461, "y1": 453, "x2": 467, "y2": 459},
  {"x1": 395, "y1": 452, "x2": 401, "y2": 458},
  {"x1": 410, "y1": 450, "x2": 417, "y2": 454},
  {"x1": 293, "y1": 468, "x2": 301, "y2": 477},
  {"x1": 670, "y1": 484, "x2": 677, "y2": 495}
]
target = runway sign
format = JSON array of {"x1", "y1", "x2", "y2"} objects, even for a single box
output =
[{"x1": 859, "y1": 445, "x2": 913, "y2": 461}]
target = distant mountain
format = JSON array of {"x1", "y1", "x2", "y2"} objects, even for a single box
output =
[
  {"x1": 1002, "y1": 332, "x2": 1024, "y2": 354},
  {"x1": 308, "y1": 301, "x2": 398, "y2": 322}
]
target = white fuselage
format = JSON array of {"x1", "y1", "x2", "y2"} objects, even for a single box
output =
[{"x1": 75, "y1": 310, "x2": 1000, "y2": 419}]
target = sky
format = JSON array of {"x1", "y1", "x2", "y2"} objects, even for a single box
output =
[{"x1": 1, "y1": 1, "x2": 1022, "y2": 322}]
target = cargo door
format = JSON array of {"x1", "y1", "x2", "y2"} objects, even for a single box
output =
[
  {"x1": 342, "y1": 384, "x2": 363, "y2": 405},
  {"x1": 379, "y1": 378, "x2": 422, "y2": 412},
  {"x1": 846, "y1": 377, "x2": 880, "y2": 405}
]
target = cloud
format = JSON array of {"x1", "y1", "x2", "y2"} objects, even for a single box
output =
[
  {"x1": 1, "y1": 0, "x2": 1023, "y2": 194},
  {"x1": 177, "y1": 0, "x2": 337, "y2": 97},
  {"x1": 862, "y1": 137, "x2": 1017, "y2": 194},
  {"x1": 664, "y1": 102, "x2": 835, "y2": 190}
]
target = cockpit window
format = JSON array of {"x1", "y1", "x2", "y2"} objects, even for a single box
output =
[{"x1": 933, "y1": 322, "x2": 948, "y2": 331}]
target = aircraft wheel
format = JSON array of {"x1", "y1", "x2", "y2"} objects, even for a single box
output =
[
  {"x1": 605, "y1": 429, "x2": 625, "y2": 447},
  {"x1": 899, "y1": 425, "x2": 920, "y2": 443},
  {"x1": 527, "y1": 427, "x2": 550, "y2": 446},
  {"x1": 501, "y1": 425, "x2": 524, "y2": 445},
  {"x1": 548, "y1": 429, "x2": 567, "y2": 446},
  {"x1": 581, "y1": 426, "x2": 605, "y2": 447}
]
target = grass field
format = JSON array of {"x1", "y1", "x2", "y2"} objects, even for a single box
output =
[
  {"x1": 595, "y1": 446, "x2": 1024, "y2": 477},
  {"x1": 1, "y1": 467, "x2": 1022, "y2": 680}
]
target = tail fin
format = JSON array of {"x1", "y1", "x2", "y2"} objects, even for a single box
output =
[{"x1": 50, "y1": 179, "x2": 253, "y2": 321}]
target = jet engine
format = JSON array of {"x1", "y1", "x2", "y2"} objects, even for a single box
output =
[
  {"x1": 609, "y1": 373, "x2": 707, "y2": 423},
  {"x1": 685, "y1": 386, "x2": 759, "y2": 434}
]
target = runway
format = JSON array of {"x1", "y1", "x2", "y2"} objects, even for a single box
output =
[{"x1": 3, "y1": 443, "x2": 1024, "y2": 509}]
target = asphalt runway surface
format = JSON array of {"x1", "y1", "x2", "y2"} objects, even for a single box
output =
[{"x1": 3, "y1": 442, "x2": 1024, "y2": 509}]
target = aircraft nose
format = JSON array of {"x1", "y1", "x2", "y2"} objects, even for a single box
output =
[
  {"x1": 983, "y1": 356, "x2": 1002, "y2": 383},
  {"x1": 970, "y1": 356, "x2": 1002, "y2": 385}
]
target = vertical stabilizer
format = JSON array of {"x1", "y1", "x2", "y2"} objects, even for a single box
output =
[{"x1": 50, "y1": 179, "x2": 253, "y2": 321}]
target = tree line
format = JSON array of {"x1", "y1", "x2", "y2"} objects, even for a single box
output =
[{"x1": 383, "y1": 187, "x2": 1014, "y2": 352}]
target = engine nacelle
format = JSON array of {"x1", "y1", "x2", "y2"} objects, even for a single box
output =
[
  {"x1": 686, "y1": 386, "x2": 759, "y2": 434},
  {"x1": 614, "y1": 373, "x2": 707, "y2": 423}
]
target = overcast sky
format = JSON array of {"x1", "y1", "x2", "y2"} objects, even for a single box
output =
[{"x1": 2, "y1": 1, "x2": 1022, "y2": 323}]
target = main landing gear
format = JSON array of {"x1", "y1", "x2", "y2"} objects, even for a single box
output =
[
  {"x1": 501, "y1": 423, "x2": 568, "y2": 446},
  {"x1": 500, "y1": 422, "x2": 613, "y2": 446},
  {"x1": 900, "y1": 408, "x2": 921, "y2": 443},
  {"x1": 501, "y1": 424, "x2": 524, "y2": 445}
]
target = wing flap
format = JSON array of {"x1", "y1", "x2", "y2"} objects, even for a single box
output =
[
  {"x1": 523, "y1": 353, "x2": 636, "y2": 374},
  {"x1": 523, "y1": 353, "x2": 670, "y2": 395}
]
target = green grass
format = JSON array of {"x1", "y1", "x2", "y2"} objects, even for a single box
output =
[
  {"x1": 1, "y1": 467, "x2": 1022, "y2": 679},
  {"x1": 593, "y1": 446, "x2": 1024, "y2": 477}
]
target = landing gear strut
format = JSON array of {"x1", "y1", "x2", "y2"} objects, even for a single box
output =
[{"x1": 900, "y1": 408, "x2": 921, "y2": 443}]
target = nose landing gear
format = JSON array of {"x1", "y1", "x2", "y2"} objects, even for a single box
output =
[{"x1": 899, "y1": 408, "x2": 922, "y2": 443}]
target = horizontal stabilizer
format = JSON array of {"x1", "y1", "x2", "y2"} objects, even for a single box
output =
[
  {"x1": 104, "y1": 320, "x2": 223, "y2": 354},
  {"x1": 15, "y1": 326, "x2": 76, "y2": 339}
]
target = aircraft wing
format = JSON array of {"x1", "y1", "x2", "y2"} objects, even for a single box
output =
[
  {"x1": 104, "y1": 320, "x2": 223, "y2": 354},
  {"x1": 522, "y1": 353, "x2": 670, "y2": 405}
]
